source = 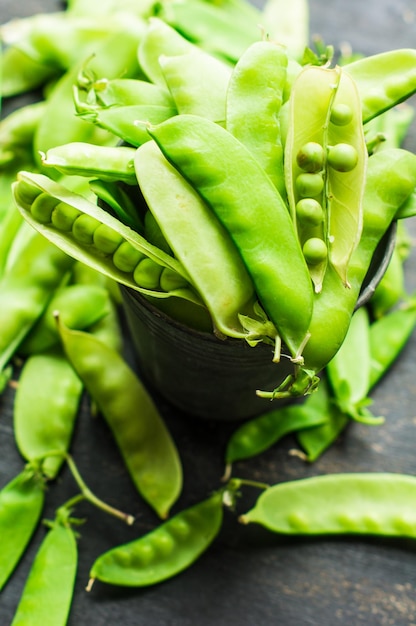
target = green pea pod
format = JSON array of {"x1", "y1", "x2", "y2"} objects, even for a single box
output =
[
  {"x1": 0, "y1": 45, "x2": 59, "y2": 97},
  {"x1": 0, "y1": 101, "x2": 46, "y2": 166},
  {"x1": 57, "y1": 319, "x2": 182, "y2": 518},
  {"x1": 157, "y1": 0, "x2": 260, "y2": 63},
  {"x1": 0, "y1": 230, "x2": 74, "y2": 382},
  {"x1": 285, "y1": 65, "x2": 339, "y2": 292},
  {"x1": 40, "y1": 143, "x2": 138, "y2": 185},
  {"x1": 369, "y1": 299, "x2": 416, "y2": 389},
  {"x1": 74, "y1": 101, "x2": 177, "y2": 147},
  {"x1": 296, "y1": 379, "x2": 349, "y2": 462},
  {"x1": 240, "y1": 473, "x2": 416, "y2": 538},
  {"x1": 13, "y1": 348, "x2": 83, "y2": 479},
  {"x1": 226, "y1": 40, "x2": 288, "y2": 198},
  {"x1": 159, "y1": 50, "x2": 232, "y2": 123},
  {"x1": 343, "y1": 49, "x2": 416, "y2": 123},
  {"x1": 224, "y1": 390, "x2": 327, "y2": 468},
  {"x1": 88, "y1": 490, "x2": 223, "y2": 587},
  {"x1": 301, "y1": 148, "x2": 416, "y2": 377},
  {"x1": 134, "y1": 140, "x2": 259, "y2": 339},
  {"x1": 13, "y1": 171, "x2": 202, "y2": 305},
  {"x1": 325, "y1": 306, "x2": 382, "y2": 424},
  {"x1": 138, "y1": 18, "x2": 198, "y2": 86},
  {"x1": 19, "y1": 283, "x2": 112, "y2": 355},
  {"x1": 147, "y1": 114, "x2": 313, "y2": 363},
  {"x1": 0, "y1": 467, "x2": 45, "y2": 591},
  {"x1": 80, "y1": 74, "x2": 175, "y2": 108},
  {"x1": 260, "y1": 0, "x2": 309, "y2": 61},
  {"x1": 11, "y1": 510, "x2": 78, "y2": 626}
]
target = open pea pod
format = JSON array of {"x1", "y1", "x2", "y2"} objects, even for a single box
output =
[
  {"x1": 284, "y1": 65, "x2": 340, "y2": 292},
  {"x1": 326, "y1": 68, "x2": 368, "y2": 286},
  {"x1": 13, "y1": 171, "x2": 202, "y2": 306},
  {"x1": 343, "y1": 49, "x2": 416, "y2": 124}
]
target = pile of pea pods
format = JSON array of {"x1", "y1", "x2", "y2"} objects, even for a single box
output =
[{"x1": 3, "y1": 0, "x2": 416, "y2": 623}]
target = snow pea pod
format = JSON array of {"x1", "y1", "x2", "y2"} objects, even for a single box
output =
[
  {"x1": 88, "y1": 490, "x2": 223, "y2": 587},
  {"x1": 0, "y1": 466, "x2": 45, "y2": 591},
  {"x1": 0, "y1": 101, "x2": 45, "y2": 167},
  {"x1": 19, "y1": 283, "x2": 111, "y2": 355},
  {"x1": 343, "y1": 49, "x2": 416, "y2": 123},
  {"x1": 79, "y1": 74, "x2": 175, "y2": 109},
  {"x1": 157, "y1": 0, "x2": 260, "y2": 63},
  {"x1": 13, "y1": 348, "x2": 83, "y2": 479},
  {"x1": 0, "y1": 231, "x2": 74, "y2": 386},
  {"x1": 159, "y1": 50, "x2": 232, "y2": 122},
  {"x1": 11, "y1": 509, "x2": 78, "y2": 626},
  {"x1": 240, "y1": 473, "x2": 416, "y2": 538},
  {"x1": 226, "y1": 40, "x2": 288, "y2": 197},
  {"x1": 260, "y1": 0, "x2": 309, "y2": 61},
  {"x1": 284, "y1": 65, "x2": 339, "y2": 292},
  {"x1": 224, "y1": 390, "x2": 327, "y2": 469},
  {"x1": 147, "y1": 114, "x2": 313, "y2": 363},
  {"x1": 40, "y1": 143, "x2": 138, "y2": 185},
  {"x1": 13, "y1": 171, "x2": 201, "y2": 305},
  {"x1": 0, "y1": 45, "x2": 58, "y2": 97},
  {"x1": 134, "y1": 140, "x2": 260, "y2": 339},
  {"x1": 325, "y1": 306, "x2": 382, "y2": 425},
  {"x1": 57, "y1": 319, "x2": 182, "y2": 519},
  {"x1": 369, "y1": 299, "x2": 416, "y2": 389}
]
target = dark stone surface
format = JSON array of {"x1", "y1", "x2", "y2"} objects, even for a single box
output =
[{"x1": 1, "y1": 1, "x2": 416, "y2": 624}]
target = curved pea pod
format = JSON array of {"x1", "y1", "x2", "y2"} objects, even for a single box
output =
[
  {"x1": 240, "y1": 473, "x2": 416, "y2": 538},
  {"x1": 0, "y1": 45, "x2": 59, "y2": 97},
  {"x1": 88, "y1": 490, "x2": 223, "y2": 587},
  {"x1": 226, "y1": 40, "x2": 288, "y2": 197},
  {"x1": 295, "y1": 378, "x2": 348, "y2": 462},
  {"x1": 13, "y1": 348, "x2": 83, "y2": 479},
  {"x1": 159, "y1": 50, "x2": 232, "y2": 123},
  {"x1": 326, "y1": 69, "x2": 368, "y2": 286},
  {"x1": 80, "y1": 74, "x2": 175, "y2": 109},
  {"x1": 134, "y1": 140, "x2": 259, "y2": 339},
  {"x1": 19, "y1": 283, "x2": 112, "y2": 355},
  {"x1": 147, "y1": 114, "x2": 313, "y2": 363},
  {"x1": 40, "y1": 143, "x2": 138, "y2": 185},
  {"x1": 284, "y1": 65, "x2": 340, "y2": 292},
  {"x1": 301, "y1": 148, "x2": 416, "y2": 377},
  {"x1": 0, "y1": 467, "x2": 45, "y2": 591},
  {"x1": 369, "y1": 298, "x2": 416, "y2": 390},
  {"x1": 325, "y1": 306, "x2": 382, "y2": 425},
  {"x1": 0, "y1": 230, "x2": 74, "y2": 383},
  {"x1": 11, "y1": 510, "x2": 78, "y2": 626},
  {"x1": 0, "y1": 101, "x2": 46, "y2": 167},
  {"x1": 156, "y1": 0, "x2": 260, "y2": 64},
  {"x1": 74, "y1": 93, "x2": 177, "y2": 147},
  {"x1": 57, "y1": 319, "x2": 182, "y2": 518},
  {"x1": 343, "y1": 49, "x2": 416, "y2": 123},
  {"x1": 224, "y1": 389, "x2": 327, "y2": 469},
  {"x1": 13, "y1": 171, "x2": 202, "y2": 306},
  {"x1": 137, "y1": 18, "x2": 196, "y2": 86}
]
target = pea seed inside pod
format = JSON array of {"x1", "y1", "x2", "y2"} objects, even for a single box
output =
[
  {"x1": 112, "y1": 240, "x2": 145, "y2": 273},
  {"x1": 133, "y1": 258, "x2": 163, "y2": 289},
  {"x1": 327, "y1": 143, "x2": 358, "y2": 172},
  {"x1": 295, "y1": 172, "x2": 324, "y2": 198},
  {"x1": 295, "y1": 198, "x2": 324, "y2": 226},
  {"x1": 296, "y1": 142, "x2": 325, "y2": 173},
  {"x1": 72, "y1": 214, "x2": 100, "y2": 245},
  {"x1": 93, "y1": 223, "x2": 124, "y2": 254},
  {"x1": 51, "y1": 201, "x2": 81, "y2": 231},
  {"x1": 30, "y1": 192, "x2": 60, "y2": 224},
  {"x1": 14, "y1": 179, "x2": 42, "y2": 207},
  {"x1": 302, "y1": 237, "x2": 328, "y2": 265},
  {"x1": 330, "y1": 103, "x2": 353, "y2": 126}
]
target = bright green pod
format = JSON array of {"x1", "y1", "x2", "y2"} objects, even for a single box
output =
[{"x1": 147, "y1": 114, "x2": 313, "y2": 360}]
